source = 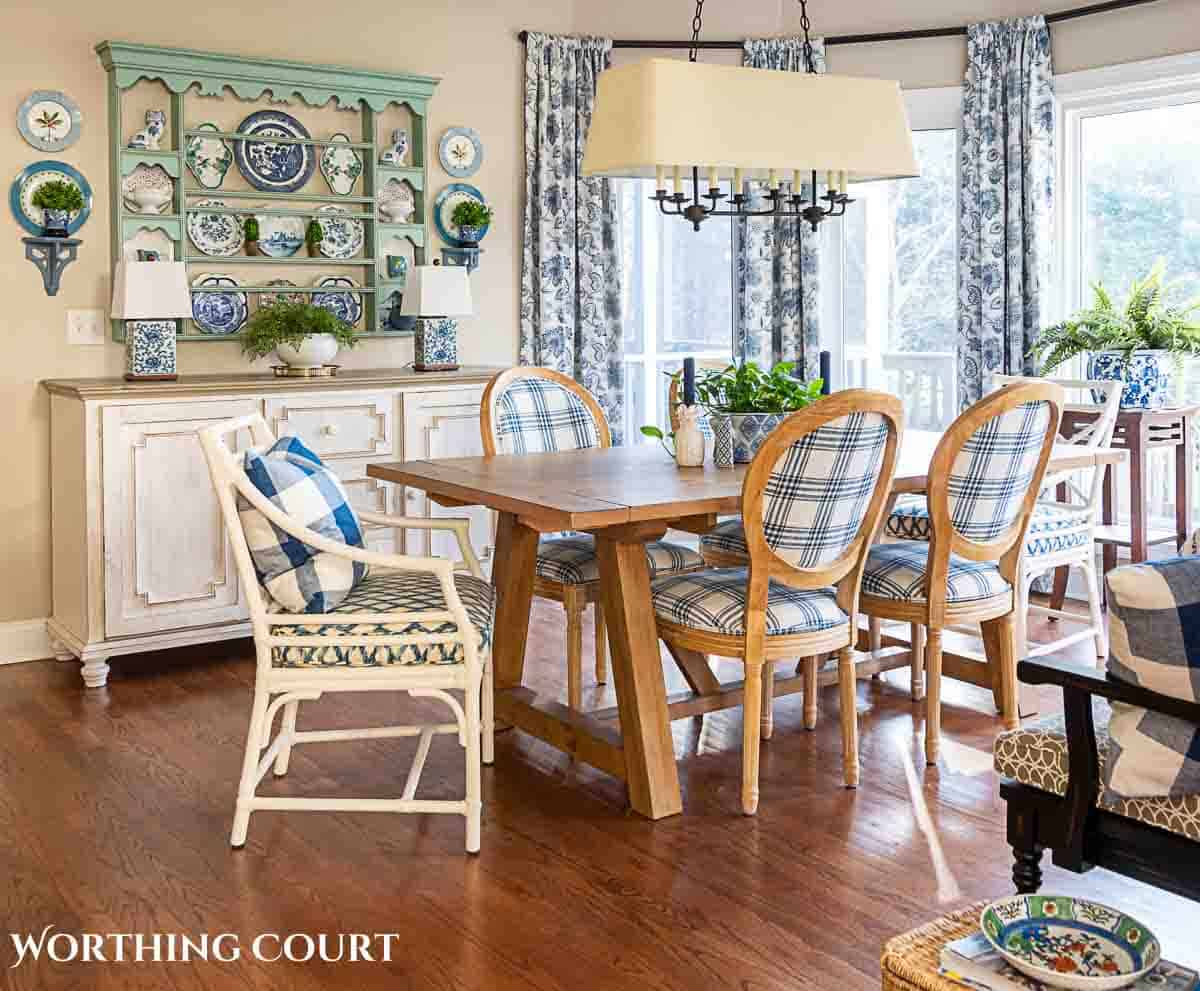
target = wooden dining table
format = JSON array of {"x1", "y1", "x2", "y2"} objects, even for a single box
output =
[{"x1": 367, "y1": 431, "x2": 1126, "y2": 821}]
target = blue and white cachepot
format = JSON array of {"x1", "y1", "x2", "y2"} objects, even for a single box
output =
[
  {"x1": 729, "y1": 412, "x2": 786, "y2": 463},
  {"x1": 1086, "y1": 350, "x2": 1174, "y2": 409},
  {"x1": 42, "y1": 208, "x2": 69, "y2": 237}
]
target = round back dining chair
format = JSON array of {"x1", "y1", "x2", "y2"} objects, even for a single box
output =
[
  {"x1": 651, "y1": 390, "x2": 903, "y2": 812},
  {"x1": 479, "y1": 367, "x2": 703, "y2": 710}
]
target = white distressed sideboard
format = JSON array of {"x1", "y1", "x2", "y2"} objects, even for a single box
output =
[{"x1": 43, "y1": 367, "x2": 502, "y2": 688}]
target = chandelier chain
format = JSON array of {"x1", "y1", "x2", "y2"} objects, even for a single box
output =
[
  {"x1": 688, "y1": 0, "x2": 705, "y2": 62},
  {"x1": 797, "y1": 0, "x2": 817, "y2": 74}
]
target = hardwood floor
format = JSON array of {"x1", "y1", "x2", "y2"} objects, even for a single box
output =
[{"x1": 1, "y1": 603, "x2": 1196, "y2": 989}]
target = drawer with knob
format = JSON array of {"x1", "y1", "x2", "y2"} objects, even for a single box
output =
[{"x1": 263, "y1": 392, "x2": 393, "y2": 460}]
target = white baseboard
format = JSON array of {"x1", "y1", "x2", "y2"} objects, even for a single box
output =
[{"x1": 0, "y1": 618, "x2": 52, "y2": 665}]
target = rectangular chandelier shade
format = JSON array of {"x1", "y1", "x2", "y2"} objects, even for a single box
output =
[{"x1": 581, "y1": 58, "x2": 920, "y2": 183}]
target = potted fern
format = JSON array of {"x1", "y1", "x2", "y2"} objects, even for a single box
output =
[
  {"x1": 30, "y1": 180, "x2": 85, "y2": 237},
  {"x1": 241, "y1": 301, "x2": 357, "y2": 369},
  {"x1": 1029, "y1": 262, "x2": 1200, "y2": 408}
]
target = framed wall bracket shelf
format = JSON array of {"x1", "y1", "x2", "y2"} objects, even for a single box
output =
[{"x1": 96, "y1": 41, "x2": 439, "y2": 343}]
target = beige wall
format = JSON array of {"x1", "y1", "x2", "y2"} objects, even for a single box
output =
[{"x1": 3, "y1": 0, "x2": 1199, "y2": 625}]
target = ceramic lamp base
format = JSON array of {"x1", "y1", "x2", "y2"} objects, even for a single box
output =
[
  {"x1": 124, "y1": 320, "x2": 178, "y2": 381},
  {"x1": 414, "y1": 316, "x2": 460, "y2": 371}
]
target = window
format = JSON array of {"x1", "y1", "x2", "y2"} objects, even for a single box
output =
[
  {"x1": 824, "y1": 125, "x2": 960, "y2": 428},
  {"x1": 617, "y1": 179, "x2": 735, "y2": 441}
]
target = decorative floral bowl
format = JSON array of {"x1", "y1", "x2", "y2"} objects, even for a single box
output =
[{"x1": 981, "y1": 895, "x2": 1160, "y2": 990}]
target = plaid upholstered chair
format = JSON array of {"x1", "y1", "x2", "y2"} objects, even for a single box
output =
[
  {"x1": 480, "y1": 367, "x2": 703, "y2": 710},
  {"x1": 199, "y1": 414, "x2": 493, "y2": 853},
  {"x1": 651, "y1": 390, "x2": 903, "y2": 813},
  {"x1": 860, "y1": 381, "x2": 1064, "y2": 766}
]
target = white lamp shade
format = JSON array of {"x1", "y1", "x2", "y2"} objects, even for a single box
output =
[
  {"x1": 399, "y1": 265, "x2": 473, "y2": 317},
  {"x1": 581, "y1": 58, "x2": 920, "y2": 183},
  {"x1": 110, "y1": 261, "x2": 193, "y2": 320}
]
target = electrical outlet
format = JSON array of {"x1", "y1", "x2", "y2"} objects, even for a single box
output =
[{"x1": 67, "y1": 309, "x2": 105, "y2": 346}]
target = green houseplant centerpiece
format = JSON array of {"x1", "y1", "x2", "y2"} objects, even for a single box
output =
[
  {"x1": 30, "y1": 179, "x2": 85, "y2": 237},
  {"x1": 241, "y1": 300, "x2": 357, "y2": 371},
  {"x1": 1029, "y1": 262, "x2": 1200, "y2": 409},
  {"x1": 450, "y1": 200, "x2": 493, "y2": 247}
]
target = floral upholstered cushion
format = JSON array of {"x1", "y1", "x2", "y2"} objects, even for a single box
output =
[
  {"x1": 535, "y1": 535, "x2": 702, "y2": 585},
  {"x1": 270, "y1": 570, "x2": 494, "y2": 668},
  {"x1": 994, "y1": 706, "x2": 1200, "y2": 842},
  {"x1": 651, "y1": 568, "x2": 848, "y2": 638}
]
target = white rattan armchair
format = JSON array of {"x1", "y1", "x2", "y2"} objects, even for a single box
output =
[{"x1": 198, "y1": 414, "x2": 493, "y2": 853}]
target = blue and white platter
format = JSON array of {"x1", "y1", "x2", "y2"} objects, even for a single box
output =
[
  {"x1": 234, "y1": 110, "x2": 315, "y2": 193},
  {"x1": 187, "y1": 199, "x2": 243, "y2": 256},
  {"x1": 434, "y1": 182, "x2": 489, "y2": 248},
  {"x1": 10, "y1": 161, "x2": 92, "y2": 235},
  {"x1": 256, "y1": 215, "x2": 305, "y2": 258},
  {"x1": 17, "y1": 91, "x2": 82, "y2": 153},
  {"x1": 312, "y1": 276, "x2": 362, "y2": 326},
  {"x1": 259, "y1": 279, "x2": 303, "y2": 308},
  {"x1": 316, "y1": 204, "x2": 364, "y2": 260},
  {"x1": 438, "y1": 127, "x2": 483, "y2": 178},
  {"x1": 190, "y1": 274, "x2": 248, "y2": 336}
]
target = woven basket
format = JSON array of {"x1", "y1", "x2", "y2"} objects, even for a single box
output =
[{"x1": 880, "y1": 902, "x2": 988, "y2": 991}]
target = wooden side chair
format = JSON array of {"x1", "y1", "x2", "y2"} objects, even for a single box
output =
[
  {"x1": 860, "y1": 382, "x2": 1064, "y2": 765},
  {"x1": 651, "y1": 390, "x2": 903, "y2": 813},
  {"x1": 199, "y1": 414, "x2": 492, "y2": 853},
  {"x1": 480, "y1": 367, "x2": 703, "y2": 710},
  {"x1": 885, "y1": 376, "x2": 1120, "y2": 664}
]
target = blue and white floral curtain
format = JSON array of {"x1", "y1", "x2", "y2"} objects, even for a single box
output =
[
  {"x1": 520, "y1": 34, "x2": 625, "y2": 442},
  {"x1": 737, "y1": 37, "x2": 826, "y2": 379},
  {"x1": 957, "y1": 15, "x2": 1055, "y2": 408}
]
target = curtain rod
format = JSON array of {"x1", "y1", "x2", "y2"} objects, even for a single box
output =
[{"x1": 517, "y1": 0, "x2": 1160, "y2": 49}]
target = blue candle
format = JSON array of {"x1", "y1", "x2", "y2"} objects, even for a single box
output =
[
  {"x1": 819, "y1": 351, "x2": 832, "y2": 395},
  {"x1": 683, "y1": 357, "x2": 696, "y2": 406}
]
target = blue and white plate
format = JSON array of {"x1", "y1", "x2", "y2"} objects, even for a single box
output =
[
  {"x1": 185, "y1": 122, "x2": 233, "y2": 190},
  {"x1": 187, "y1": 199, "x2": 243, "y2": 256},
  {"x1": 438, "y1": 127, "x2": 483, "y2": 178},
  {"x1": 234, "y1": 110, "x2": 315, "y2": 193},
  {"x1": 190, "y1": 274, "x2": 248, "y2": 336},
  {"x1": 312, "y1": 276, "x2": 362, "y2": 326},
  {"x1": 434, "y1": 183, "x2": 488, "y2": 248},
  {"x1": 18, "y1": 91, "x2": 82, "y2": 153},
  {"x1": 10, "y1": 161, "x2": 92, "y2": 235},
  {"x1": 259, "y1": 279, "x2": 303, "y2": 308},
  {"x1": 256, "y1": 215, "x2": 305, "y2": 258},
  {"x1": 316, "y1": 204, "x2": 364, "y2": 260}
]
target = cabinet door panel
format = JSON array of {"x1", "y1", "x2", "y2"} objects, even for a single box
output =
[{"x1": 102, "y1": 400, "x2": 258, "y2": 637}]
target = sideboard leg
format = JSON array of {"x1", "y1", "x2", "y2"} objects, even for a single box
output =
[
  {"x1": 81, "y1": 657, "x2": 110, "y2": 688},
  {"x1": 48, "y1": 634, "x2": 76, "y2": 662}
]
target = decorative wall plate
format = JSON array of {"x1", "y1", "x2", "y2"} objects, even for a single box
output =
[
  {"x1": 185, "y1": 123, "x2": 234, "y2": 190},
  {"x1": 312, "y1": 276, "x2": 362, "y2": 326},
  {"x1": 255, "y1": 215, "x2": 305, "y2": 258},
  {"x1": 234, "y1": 110, "x2": 315, "y2": 193},
  {"x1": 434, "y1": 183, "x2": 488, "y2": 247},
  {"x1": 319, "y1": 133, "x2": 363, "y2": 195},
  {"x1": 187, "y1": 199, "x2": 244, "y2": 256},
  {"x1": 438, "y1": 127, "x2": 482, "y2": 178},
  {"x1": 315, "y1": 204, "x2": 364, "y2": 259},
  {"x1": 378, "y1": 178, "x2": 415, "y2": 223},
  {"x1": 17, "y1": 90, "x2": 82, "y2": 152},
  {"x1": 259, "y1": 279, "x2": 303, "y2": 308},
  {"x1": 122, "y1": 228, "x2": 175, "y2": 263},
  {"x1": 10, "y1": 161, "x2": 92, "y2": 235},
  {"x1": 190, "y1": 274, "x2": 248, "y2": 335},
  {"x1": 121, "y1": 164, "x2": 174, "y2": 215}
]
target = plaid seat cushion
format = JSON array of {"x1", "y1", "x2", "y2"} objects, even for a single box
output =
[
  {"x1": 994, "y1": 706, "x2": 1200, "y2": 842},
  {"x1": 947, "y1": 401, "x2": 1052, "y2": 543},
  {"x1": 240, "y1": 435, "x2": 367, "y2": 613},
  {"x1": 535, "y1": 535, "x2": 702, "y2": 585},
  {"x1": 862, "y1": 542, "x2": 1011, "y2": 604},
  {"x1": 651, "y1": 568, "x2": 848, "y2": 638},
  {"x1": 699, "y1": 518, "x2": 750, "y2": 560},
  {"x1": 886, "y1": 500, "x2": 1091, "y2": 557},
  {"x1": 761, "y1": 411, "x2": 890, "y2": 568},
  {"x1": 1103, "y1": 559, "x2": 1200, "y2": 798},
  {"x1": 495, "y1": 375, "x2": 601, "y2": 454},
  {"x1": 271, "y1": 571, "x2": 494, "y2": 668}
]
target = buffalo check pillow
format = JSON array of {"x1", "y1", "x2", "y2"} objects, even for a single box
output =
[
  {"x1": 239, "y1": 435, "x2": 367, "y2": 613},
  {"x1": 1104, "y1": 558, "x2": 1200, "y2": 799}
]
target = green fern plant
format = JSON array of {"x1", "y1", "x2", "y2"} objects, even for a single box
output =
[
  {"x1": 240, "y1": 301, "x2": 357, "y2": 361},
  {"x1": 1029, "y1": 261, "x2": 1200, "y2": 374}
]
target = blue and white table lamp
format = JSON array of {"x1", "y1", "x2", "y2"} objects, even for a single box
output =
[
  {"x1": 402, "y1": 262, "x2": 473, "y2": 372},
  {"x1": 111, "y1": 260, "x2": 192, "y2": 381}
]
